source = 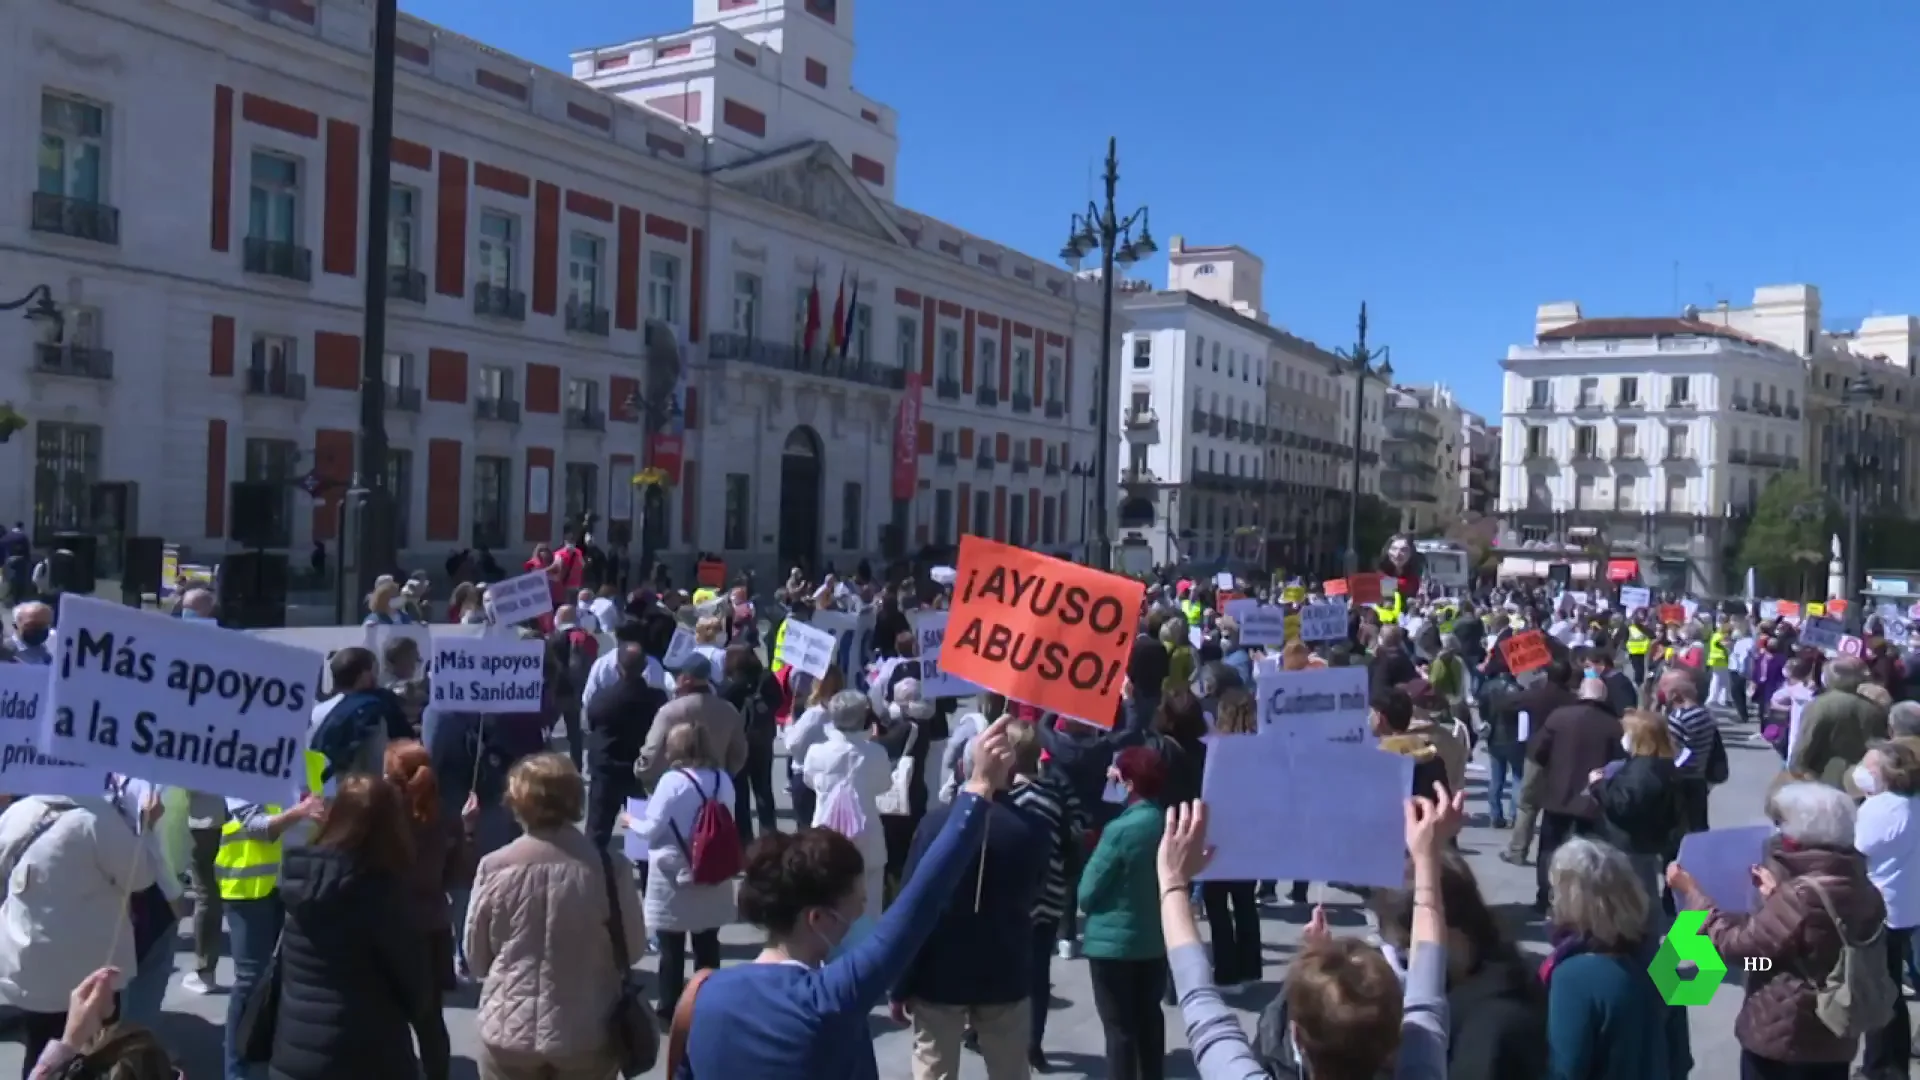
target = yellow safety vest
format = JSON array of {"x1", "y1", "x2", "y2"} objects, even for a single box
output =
[
  {"x1": 1375, "y1": 593, "x2": 1403, "y2": 624},
  {"x1": 1181, "y1": 600, "x2": 1202, "y2": 625},
  {"x1": 1626, "y1": 627, "x2": 1650, "y2": 655},
  {"x1": 691, "y1": 587, "x2": 719, "y2": 607},
  {"x1": 215, "y1": 805, "x2": 285, "y2": 901},
  {"x1": 770, "y1": 620, "x2": 789, "y2": 673},
  {"x1": 1708, "y1": 632, "x2": 1728, "y2": 668}
]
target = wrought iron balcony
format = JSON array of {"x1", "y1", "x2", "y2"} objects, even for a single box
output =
[
  {"x1": 1663, "y1": 447, "x2": 1693, "y2": 462},
  {"x1": 935, "y1": 377, "x2": 961, "y2": 400},
  {"x1": 1121, "y1": 467, "x2": 1158, "y2": 484},
  {"x1": 246, "y1": 367, "x2": 307, "y2": 400},
  {"x1": 1226, "y1": 419, "x2": 1241, "y2": 438},
  {"x1": 1044, "y1": 400, "x2": 1064, "y2": 419},
  {"x1": 243, "y1": 237, "x2": 312, "y2": 282},
  {"x1": 1191, "y1": 407, "x2": 1207, "y2": 429},
  {"x1": 936, "y1": 448, "x2": 957, "y2": 467},
  {"x1": 386, "y1": 266, "x2": 427, "y2": 303},
  {"x1": 566, "y1": 407, "x2": 606, "y2": 432},
  {"x1": 1615, "y1": 395, "x2": 1644, "y2": 409},
  {"x1": 1573, "y1": 396, "x2": 1604, "y2": 413},
  {"x1": 976, "y1": 384, "x2": 999, "y2": 407},
  {"x1": 705, "y1": 332, "x2": 909, "y2": 391},
  {"x1": 975, "y1": 450, "x2": 995, "y2": 471},
  {"x1": 1207, "y1": 415, "x2": 1224, "y2": 436},
  {"x1": 1729, "y1": 448, "x2": 1750, "y2": 464},
  {"x1": 1043, "y1": 459, "x2": 1061, "y2": 477},
  {"x1": 476, "y1": 396, "x2": 521, "y2": 422},
  {"x1": 33, "y1": 343, "x2": 113, "y2": 380},
  {"x1": 1731, "y1": 397, "x2": 1751, "y2": 412},
  {"x1": 1126, "y1": 408, "x2": 1158, "y2": 429},
  {"x1": 1666, "y1": 396, "x2": 1697, "y2": 411},
  {"x1": 1011, "y1": 392, "x2": 1032, "y2": 414},
  {"x1": 474, "y1": 283, "x2": 526, "y2": 321},
  {"x1": 565, "y1": 300, "x2": 611, "y2": 337},
  {"x1": 1786, "y1": 405, "x2": 1802, "y2": 420},
  {"x1": 30, "y1": 192, "x2": 119, "y2": 245},
  {"x1": 1012, "y1": 456, "x2": 1030, "y2": 474},
  {"x1": 1525, "y1": 400, "x2": 1555, "y2": 412},
  {"x1": 384, "y1": 384, "x2": 422, "y2": 412}
]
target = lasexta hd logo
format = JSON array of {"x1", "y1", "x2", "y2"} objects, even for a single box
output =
[{"x1": 1649, "y1": 910, "x2": 1730, "y2": 1005}]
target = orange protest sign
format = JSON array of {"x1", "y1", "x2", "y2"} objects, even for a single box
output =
[
  {"x1": 1216, "y1": 591, "x2": 1243, "y2": 613},
  {"x1": 1322, "y1": 578, "x2": 1349, "y2": 597},
  {"x1": 696, "y1": 558, "x2": 726, "y2": 588},
  {"x1": 1776, "y1": 601, "x2": 1800, "y2": 618},
  {"x1": 941, "y1": 535, "x2": 1143, "y2": 727},
  {"x1": 1826, "y1": 598, "x2": 1849, "y2": 616},
  {"x1": 1657, "y1": 604, "x2": 1686, "y2": 625},
  {"x1": 1347, "y1": 573, "x2": 1383, "y2": 606},
  {"x1": 1500, "y1": 629, "x2": 1551, "y2": 674}
]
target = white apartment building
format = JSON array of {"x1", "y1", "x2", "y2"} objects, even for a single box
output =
[
  {"x1": 1117, "y1": 238, "x2": 1383, "y2": 574},
  {"x1": 2, "y1": 0, "x2": 1112, "y2": 583},
  {"x1": 1382, "y1": 383, "x2": 1466, "y2": 535},
  {"x1": 1461, "y1": 412, "x2": 1497, "y2": 515},
  {"x1": 1499, "y1": 304, "x2": 1809, "y2": 592}
]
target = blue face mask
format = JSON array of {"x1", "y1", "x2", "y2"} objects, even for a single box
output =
[{"x1": 1584, "y1": 668, "x2": 1600, "y2": 680}]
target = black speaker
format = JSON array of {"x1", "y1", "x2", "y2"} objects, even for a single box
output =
[
  {"x1": 121, "y1": 536, "x2": 164, "y2": 595},
  {"x1": 48, "y1": 532, "x2": 96, "y2": 595},
  {"x1": 216, "y1": 551, "x2": 289, "y2": 629},
  {"x1": 230, "y1": 481, "x2": 289, "y2": 549}
]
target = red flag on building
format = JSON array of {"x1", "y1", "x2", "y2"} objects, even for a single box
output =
[
  {"x1": 892, "y1": 371, "x2": 923, "y2": 501},
  {"x1": 828, "y1": 271, "x2": 846, "y2": 355},
  {"x1": 802, "y1": 270, "x2": 822, "y2": 356}
]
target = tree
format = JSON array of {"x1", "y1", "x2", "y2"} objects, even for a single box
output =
[
  {"x1": 1735, "y1": 473, "x2": 1835, "y2": 599},
  {"x1": 1444, "y1": 515, "x2": 1500, "y2": 573}
]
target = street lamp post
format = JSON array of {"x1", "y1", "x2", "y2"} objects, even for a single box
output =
[
  {"x1": 352, "y1": 0, "x2": 402, "y2": 608},
  {"x1": 1841, "y1": 374, "x2": 1882, "y2": 621},
  {"x1": 0, "y1": 286, "x2": 63, "y2": 445},
  {"x1": 1330, "y1": 303, "x2": 1392, "y2": 575},
  {"x1": 1060, "y1": 137, "x2": 1154, "y2": 572}
]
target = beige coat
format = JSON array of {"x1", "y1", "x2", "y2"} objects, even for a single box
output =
[
  {"x1": 636, "y1": 690, "x2": 748, "y2": 787},
  {"x1": 464, "y1": 826, "x2": 646, "y2": 1070}
]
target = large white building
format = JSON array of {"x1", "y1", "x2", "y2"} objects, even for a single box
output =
[
  {"x1": 1116, "y1": 238, "x2": 1384, "y2": 575},
  {"x1": 2, "y1": 0, "x2": 1113, "y2": 582}
]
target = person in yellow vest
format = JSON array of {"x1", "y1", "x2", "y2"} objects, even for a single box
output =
[
  {"x1": 1375, "y1": 591, "x2": 1404, "y2": 625},
  {"x1": 1625, "y1": 622, "x2": 1651, "y2": 685},
  {"x1": 1707, "y1": 620, "x2": 1731, "y2": 709},
  {"x1": 218, "y1": 792, "x2": 324, "y2": 1080},
  {"x1": 691, "y1": 585, "x2": 720, "y2": 608},
  {"x1": 770, "y1": 598, "x2": 814, "y2": 675}
]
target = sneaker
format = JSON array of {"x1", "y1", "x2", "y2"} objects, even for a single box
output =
[
  {"x1": 182, "y1": 971, "x2": 218, "y2": 995},
  {"x1": 1497, "y1": 851, "x2": 1529, "y2": 867}
]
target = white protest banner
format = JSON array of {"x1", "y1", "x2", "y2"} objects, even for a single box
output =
[
  {"x1": 252, "y1": 624, "x2": 479, "y2": 693},
  {"x1": 1297, "y1": 603, "x2": 1349, "y2": 643},
  {"x1": 812, "y1": 609, "x2": 860, "y2": 637},
  {"x1": 1234, "y1": 605, "x2": 1291, "y2": 648},
  {"x1": 427, "y1": 636, "x2": 546, "y2": 714},
  {"x1": 1223, "y1": 598, "x2": 1260, "y2": 624},
  {"x1": 485, "y1": 570, "x2": 554, "y2": 627},
  {"x1": 1256, "y1": 665, "x2": 1371, "y2": 743},
  {"x1": 1198, "y1": 734, "x2": 1411, "y2": 887},
  {"x1": 41, "y1": 595, "x2": 315, "y2": 804},
  {"x1": 1214, "y1": 571, "x2": 1235, "y2": 590},
  {"x1": 622, "y1": 797, "x2": 650, "y2": 861},
  {"x1": 1800, "y1": 615, "x2": 1845, "y2": 652},
  {"x1": 908, "y1": 611, "x2": 983, "y2": 699},
  {"x1": 365, "y1": 623, "x2": 433, "y2": 683},
  {"x1": 0, "y1": 663, "x2": 104, "y2": 798},
  {"x1": 775, "y1": 620, "x2": 837, "y2": 679},
  {"x1": 1619, "y1": 586, "x2": 1651, "y2": 611},
  {"x1": 663, "y1": 627, "x2": 697, "y2": 670}
]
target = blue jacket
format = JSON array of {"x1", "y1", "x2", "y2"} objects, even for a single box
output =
[
  {"x1": 892, "y1": 794, "x2": 1047, "y2": 1006},
  {"x1": 1546, "y1": 947, "x2": 1691, "y2": 1080}
]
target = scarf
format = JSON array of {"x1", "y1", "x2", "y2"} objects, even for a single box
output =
[{"x1": 1538, "y1": 928, "x2": 1594, "y2": 987}]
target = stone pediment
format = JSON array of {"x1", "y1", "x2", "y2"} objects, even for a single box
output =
[{"x1": 714, "y1": 142, "x2": 906, "y2": 247}]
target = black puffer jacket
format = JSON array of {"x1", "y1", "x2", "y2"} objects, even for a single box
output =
[{"x1": 269, "y1": 846, "x2": 433, "y2": 1080}]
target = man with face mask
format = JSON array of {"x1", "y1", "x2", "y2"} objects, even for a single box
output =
[{"x1": 7, "y1": 602, "x2": 53, "y2": 664}]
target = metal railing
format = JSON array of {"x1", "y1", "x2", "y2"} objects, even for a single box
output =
[{"x1": 30, "y1": 192, "x2": 118, "y2": 245}]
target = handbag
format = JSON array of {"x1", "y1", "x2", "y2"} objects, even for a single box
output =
[
  {"x1": 594, "y1": 847, "x2": 659, "y2": 1077},
  {"x1": 875, "y1": 722, "x2": 919, "y2": 817},
  {"x1": 234, "y1": 939, "x2": 282, "y2": 1064}
]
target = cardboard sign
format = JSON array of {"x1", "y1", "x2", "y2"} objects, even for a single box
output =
[
  {"x1": 0, "y1": 663, "x2": 104, "y2": 798},
  {"x1": 486, "y1": 570, "x2": 554, "y2": 627},
  {"x1": 1298, "y1": 603, "x2": 1349, "y2": 643},
  {"x1": 939, "y1": 535, "x2": 1144, "y2": 728},
  {"x1": 696, "y1": 559, "x2": 727, "y2": 589},
  {"x1": 1800, "y1": 616, "x2": 1845, "y2": 652},
  {"x1": 1347, "y1": 574, "x2": 1383, "y2": 606},
  {"x1": 1838, "y1": 635, "x2": 1865, "y2": 658},
  {"x1": 1322, "y1": 578, "x2": 1348, "y2": 597},
  {"x1": 1233, "y1": 604, "x2": 1291, "y2": 648},
  {"x1": 1807, "y1": 602, "x2": 1826, "y2": 617},
  {"x1": 1619, "y1": 586, "x2": 1651, "y2": 611},
  {"x1": 907, "y1": 610, "x2": 983, "y2": 698},
  {"x1": 1657, "y1": 604, "x2": 1686, "y2": 626},
  {"x1": 775, "y1": 620, "x2": 837, "y2": 679},
  {"x1": 40, "y1": 595, "x2": 317, "y2": 804},
  {"x1": 1826, "y1": 598, "x2": 1849, "y2": 616},
  {"x1": 1776, "y1": 601, "x2": 1801, "y2": 618},
  {"x1": 428, "y1": 637, "x2": 547, "y2": 714},
  {"x1": 1500, "y1": 629, "x2": 1551, "y2": 674}
]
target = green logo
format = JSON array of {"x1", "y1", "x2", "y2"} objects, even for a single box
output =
[{"x1": 1649, "y1": 910, "x2": 1729, "y2": 1005}]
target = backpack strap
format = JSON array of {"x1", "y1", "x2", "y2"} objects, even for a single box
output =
[
  {"x1": 1797, "y1": 875, "x2": 1879, "y2": 949},
  {"x1": 665, "y1": 967, "x2": 716, "y2": 1079}
]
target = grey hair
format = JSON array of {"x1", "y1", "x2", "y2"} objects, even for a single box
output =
[
  {"x1": 1767, "y1": 781, "x2": 1857, "y2": 848},
  {"x1": 1890, "y1": 701, "x2": 1920, "y2": 739},
  {"x1": 1548, "y1": 838, "x2": 1650, "y2": 950},
  {"x1": 826, "y1": 690, "x2": 872, "y2": 733},
  {"x1": 1158, "y1": 618, "x2": 1186, "y2": 645},
  {"x1": 1825, "y1": 657, "x2": 1870, "y2": 695}
]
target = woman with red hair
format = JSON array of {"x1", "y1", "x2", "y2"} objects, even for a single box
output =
[
  {"x1": 383, "y1": 739, "x2": 479, "y2": 1080},
  {"x1": 1076, "y1": 746, "x2": 1170, "y2": 1079}
]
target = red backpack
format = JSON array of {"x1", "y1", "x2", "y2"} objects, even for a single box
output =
[{"x1": 671, "y1": 769, "x2": 742, "y2": 885}]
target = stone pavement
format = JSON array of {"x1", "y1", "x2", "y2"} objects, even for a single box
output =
[{"x1": 0, "y1": 714, "x2": 1795, "y2": 1078}]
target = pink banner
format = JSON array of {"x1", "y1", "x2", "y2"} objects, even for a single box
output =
[{"x1": 891, "y1": 371, "x2": 922, "y2": 501}]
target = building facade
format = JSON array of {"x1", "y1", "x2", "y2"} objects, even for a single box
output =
[
  {"x1": 1380, "y1": 383, "x2": 1465, "y2": 535},
  {"x1": 1115, "y1": 238, "x2": 1383, "y2": 574},
  {"x1": 4, "y1": 0, "x2": 1111, "y2": 583},
  {"x1": 1461, "y1": 413, "x2": 1497, "y2": 515},
  {"x1": 1499, "y1": 302, "x2": 1811, "y2": 592}
]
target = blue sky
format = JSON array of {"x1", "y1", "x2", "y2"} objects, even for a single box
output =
[{"x1": 404, "y1": 0, "x2": 1920, "y2": 417}]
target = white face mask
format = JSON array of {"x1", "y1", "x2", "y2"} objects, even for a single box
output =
[
  {"x1": 1853, "y1": 765, "x2": 1882, "y2": 797},
  {"x1": 1620, "y1": 734, "x2": 1634, "y2": 755}
]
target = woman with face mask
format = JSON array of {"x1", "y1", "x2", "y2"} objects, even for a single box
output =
[
  {"x1": 1587, "y1": 709, "x2": 1686, "y2": 928},
  {"x1": 1851, "y1": 740, "x2": 1920, "y2": 1076},
  {"x1": 667, "y1": 718, "x2": 1018, "y2": 1080}
]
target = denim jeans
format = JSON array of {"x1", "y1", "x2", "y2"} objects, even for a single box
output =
[
  {"x1": 1486, "y1": 745, "x2": 1525, "y2": 823},
  {"x1": 119, "y1": 928, "x2": 177, "y2": 1030},
  {"x1": 223, "y1": 895, "x2": 284, "y2": 1080}
]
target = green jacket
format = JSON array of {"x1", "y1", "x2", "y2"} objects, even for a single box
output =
[{"x1": 1076, "y1": 801, "x2": 1167, "y2": 961}]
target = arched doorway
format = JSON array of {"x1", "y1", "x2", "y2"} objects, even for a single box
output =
[{"x1": 777, "y1": 426, "x2": 824, "y2": 579}]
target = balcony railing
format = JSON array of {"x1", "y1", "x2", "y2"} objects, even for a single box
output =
[
  {"x1": 1750, "y1": 450, "x2": 1784, "y2": 468},
  {"x1": 565, "y1": 407, "x2": 606, "y2": 431},
  {"x1": 30, "y1": 192, "x2": 119, "y2": 245},
  {"x1": 1012, "y1": 457, "x2": 1030, "y2": 474},
  {"x1": 936, "y1": 448, "x2": 957, "y2": 467},
  {"x1": 976, "y1": 384, "x2": 999, "y2": 407},
  {"x1": 1666, "y1": 396, "x2": 1696, "y2": 411},
  {"x1": 935, "y1": 377, "x2": 961, "y2": 400},
  {"x1": 384, "y1": 384, "x2": 422, "y2": 412},
  {"x1": 246, "y1": 367, "x2": 307, "y2": 400},
  {"x1": 1191, "y1": 407, "x2": 1207, "y2": 429},
  {"x1": 975, "y1": 451, "x2": 995, "y2": 471},
  {"x1": 1226, "y1": 419, "x2": 1241, "y2": 438},
  {"x1": 565, "y1": 301, "x2": 611, "y2": 337},
  {"x1": 474, "y1": 283, "x2": 527, "y2": 321},
  {"x1": 1043, "y1": 459, "x2": 1061, "y2": 476},
  {"x1": 1616, "y1": 395, "x2": 1644, "y2": 409},
  {"x1": 1525, "y1": 400, "x2": 1554, "y2": 412},
  {"x1": 1122, "y1": 468, "x2": 1158, "y2": 484},
  {"x1": 1615, "y1": 448, "x2": 1643, "y2": 462},
  {"x1": 1731, "y1": 397, "x2": 1751, "y2": 412},
  {"x1": 1572, "y1": 448, "x2": 1602, "y2": 462},
  {"x1": 1125, "y1": 408, "x2": 1158, "y2": 429},
  {"x1": 1207, "y1": 415, "x2": 1224, "y2": 436},
  {"x1": 33, "y1": 343, "x2": 114, "y2": 380},
  {"x1": 1786, "y1": 405, "x2": 1802, "y2": 420},
  {"x1": 1573, "y1": 396, "x2": 1604, "y2": 412},
  {"x1": 704, "y1": 332, "x2": 909, "y2": 391},
  {"x1": 476, "y1": 396, "x2": 521, "y2": 422},
  {"x1": 1729, "y1": 448, "x2": 1750, "y2": 464},
  {"x1": 386, "y1": 266, "x2": 427, "y2": 303},
  {"x1": 1664, "y1": 447, "x2": 1693, "y2": 462},
  {"x1": 1011, "y1": 392, "x2": 1032, "y2": 414},
  {"x1": 243, "y1": 237, "x2": 312, "y2": 282},
  {"x1": 1044, "y1": 400, "x2": 1064, "y2": 419}
]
